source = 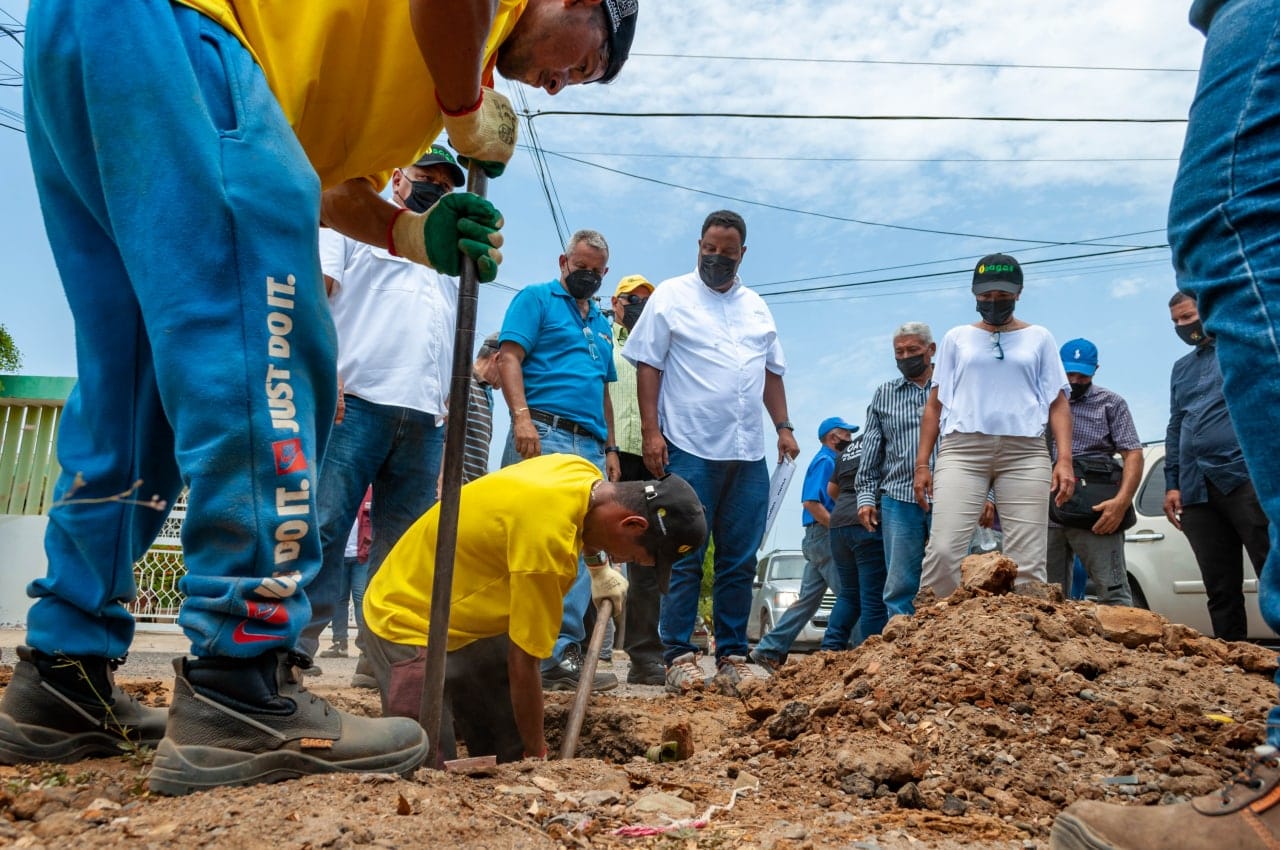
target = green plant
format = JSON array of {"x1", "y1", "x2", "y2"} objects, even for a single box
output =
[{"x1": 696, "y1": 538, "x2": 715, "y2": 632}]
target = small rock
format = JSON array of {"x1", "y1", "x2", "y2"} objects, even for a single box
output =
[
  {"x1": 896, "y1": 782, "x2": 923, "y2": 809},
  {"x1": 630, "y1": 792, "x2": 696, "y2": 819},
  {"x1": 580, "y1": 790, "x2": 619, "y2": 807},
  {"x1": 942, "y1": 794, "x2": 968, "y2": 816},
  {"x1": 960, "y1": 553, "x2": 1018, "y2": 593},
  {"x1": 835, "y1": 742, "x2": 918, "y2": 784},
  {"x1": 1010, "y1": 701, "x2": 1034, "y2": 716},
  {"x1": 840, "y1": 774, "x2": 876, "y2": 798},
  {"x1": 1095, "y1": 606, "x2": 1165, "y2": 648},
  {"x1": 781, "y1": 822, "x2": 808, "y2": 840},
  {"x1": 767, "y1": 701, "x2": 811, "y2": 740}
]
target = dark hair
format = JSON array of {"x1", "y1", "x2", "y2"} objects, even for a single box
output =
[
  {"x1": 1169, "y1": 291, "x2": 1195, "y2": 308},
  {"x1": 611, "y1": 480, "x2": 650, "y2": 515},
  {"x1": 701, "y1": 210, "x2": 746, "y2": 243}
]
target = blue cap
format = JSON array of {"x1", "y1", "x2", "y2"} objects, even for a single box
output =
[
  {"x1": 817, "y1": 416, "x2": 858, "y2": 440},
  {"x1": 1060, "y1": 338, "x2": 1099, "y2": 376}
]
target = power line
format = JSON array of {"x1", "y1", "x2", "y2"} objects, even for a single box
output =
[
  {"x1": 540, "y1": 149, "x2": 1155, "y2": 248},
  {"x1": 526, "y1": 110, "x2": 1187, "y2": 125},
  {"x1": 631, "y1": 52, "x2": 1199, "y2": 74},
  {"x1": 509, "y1": 83, "x2": 570, "y2": 248},
  {"x1": 758, "y1": 244, "x2": 1168, "y2": 300},
  {"x1": 522, "y1": 148, "x2": 1179, "y2": 165}
]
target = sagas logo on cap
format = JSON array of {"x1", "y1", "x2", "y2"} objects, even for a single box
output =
[{"x1": 979, "y1": 263, "x2": 1017, "y2": 276}]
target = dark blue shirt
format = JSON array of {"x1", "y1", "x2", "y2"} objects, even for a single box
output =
[
  {"x1": 1165, "y1": 341, "x2": 1251, "y2": 505},
  {"x1": 499, "y1": 280, "x2": 617, "y2": 442}
]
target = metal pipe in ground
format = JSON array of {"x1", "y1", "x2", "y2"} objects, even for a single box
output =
[{"x1": 418, "y1": 165, "x2": 489, "y2": 768}]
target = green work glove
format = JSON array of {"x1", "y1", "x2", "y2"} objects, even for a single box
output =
[
  {"x1": 440, "y1": 87, "x2": 516, "y2": 178},
  {"x1": 390, "y1": 193, "x2": 504, "y2": 282}
]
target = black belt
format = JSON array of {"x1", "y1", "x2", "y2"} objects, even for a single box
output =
[{"x1": 527, "y1": 408, "x2": 598, "y2": 440}]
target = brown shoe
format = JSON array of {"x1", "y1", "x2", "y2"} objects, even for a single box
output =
[{"x1": 1050, "y1": 745, "x2": 1280, "y2": 850}]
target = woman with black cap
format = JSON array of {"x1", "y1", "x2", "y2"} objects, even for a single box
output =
[{"x1": 912, "y1": 254, "x2": 1075, "y2": 598}]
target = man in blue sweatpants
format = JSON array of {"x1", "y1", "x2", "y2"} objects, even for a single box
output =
[{"x1": 0, "y1": 0, "x2": 637, "y2": 795}]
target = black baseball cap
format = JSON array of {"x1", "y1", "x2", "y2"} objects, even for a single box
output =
[
  {"x1": 639, "y1": 473, "x2": 706, "y2": 593},
  {"x1": 972, "y1": 253, "x2": 1024, "y2": 295},
  {"x1": 411, "y1": 144, "x2": 466, "y2": 187},
  {"x1": 598, "y1": 0, "x2": 639, "y2": 84}
]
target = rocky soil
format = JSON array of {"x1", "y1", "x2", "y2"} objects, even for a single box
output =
[{"x1": 2, "y1": 554, "x2": 1277, "y2": 849}]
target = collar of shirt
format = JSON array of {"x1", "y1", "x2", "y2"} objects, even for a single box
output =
[
  {"x1": 894, "y1": 375, "x2": 934, "y2": 392},
  {"x1": 614, "y1": 321, "x2": 629, "y2": 345}
]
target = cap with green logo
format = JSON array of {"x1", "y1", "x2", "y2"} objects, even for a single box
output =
[
  {"x1": 411, "y1": 143, "x2": 466, "y2": 187},
  {"x1": 972, "y1": 253, "x2": 1024, "y2": 295}
]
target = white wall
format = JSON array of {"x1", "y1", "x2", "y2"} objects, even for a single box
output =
[{"x1": 0, "y1": 516, "x2": 46, "y2": 627}]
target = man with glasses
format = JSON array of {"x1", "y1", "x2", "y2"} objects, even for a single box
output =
[
  {"x1": 624, "y1": 209, "x2": 800, "y2": 697},
  {"x1": 497, "y1": 229, "x2": 621, "y2": 692}
]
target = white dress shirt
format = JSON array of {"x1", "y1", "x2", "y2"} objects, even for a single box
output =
[
  {"x1": 319, "y1": 228, "x2": 457, "y2": 416},
  {"x1": 622, "y1": 270, "x2": 786, "y2": 462}
]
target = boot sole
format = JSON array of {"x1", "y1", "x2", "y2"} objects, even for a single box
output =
[
  {"x1": 1049, "y1": 814, "x2": 1120, "y2": 850},
  {"x1": 146, "y1": 734, "x2": 428, "y2": 796},
  {"x1": 0, "y1": 714, "x2": 162, "y2": 765}
]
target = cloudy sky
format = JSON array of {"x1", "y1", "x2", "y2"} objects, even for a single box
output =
[{"x1": 0, "y1": 2, "x2": 1209, "y2": 551}]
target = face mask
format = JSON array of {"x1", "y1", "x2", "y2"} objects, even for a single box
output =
[
  {"x1": 1069, "y1": 382, "x2": 1090, "y2": 401},
  {"x1": 405, "y1": 180, "x2": 448, "y2": 213},
  {"x1": 698, "y1": 253, "x2": 738, "y2": 289},
  {"x1": 976, "y1": 297, "x2": 1016, "y2": 327},
  {"x1": 895, "y1": 354, "x2": 928, "y2": 379},
  {"x1": 564, "y1": 269, "x2": 602, "y2": 300},
  {"x1": 621, "y1": 300, "x2": 646, "y2": 330},
  {"x1": 834, "y1": 439, "x2": 853, "y2": 452},
  {"x1": 1176, "y1": 319, "x2": 1206, "y2": 346}
]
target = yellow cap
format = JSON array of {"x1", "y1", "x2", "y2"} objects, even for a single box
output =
[{"x1": 614, "y1": 274, "x2": 653, "y2": 297}]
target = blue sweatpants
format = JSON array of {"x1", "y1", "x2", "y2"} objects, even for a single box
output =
[{"x1": 23, "y1": 0, "x2": 335, "y2": 658}]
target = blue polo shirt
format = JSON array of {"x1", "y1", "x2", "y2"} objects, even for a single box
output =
[
  {"x1": 800, "y1": 445, "x2": 839, "y2": 526},
  {"x1": 500, "y1": 280, "x2": 617, "y2": 442}
]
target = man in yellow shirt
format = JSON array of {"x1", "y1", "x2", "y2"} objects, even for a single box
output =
[
  {"x1": 3, "y1": 0, "x2": 638, "y2": 793},
  {"x1": 362, "y1": 455, "x2": 706, "y2": 762}
]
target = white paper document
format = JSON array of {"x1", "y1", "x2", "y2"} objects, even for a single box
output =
[{"x1": 762, "y1": 455, "x2": 797, "y2": 544}]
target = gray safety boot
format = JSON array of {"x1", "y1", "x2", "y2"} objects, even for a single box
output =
[
  {"x1": 0, "y1": 645, "x2": 167, "y2": 764},
  {"x1": 147, "y1": 650, "x2": 427, "y2": 795}
]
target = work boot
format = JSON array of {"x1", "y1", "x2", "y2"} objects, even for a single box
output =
[
  {"x1": 0, "y1": 645, "x2": 167, "y2": 764},
  {"x1": 350, "y1": 655, "x2": 379, "y2": 689},
  {"x1": 709, "y1": 655, "x2": 756, "y2": 697},
  {"x1": 664, "y1": 652, "x2": 706, "y2": 694},
  {"x1": 540, "y1": 645, "x2": 618, "y2": 693},
  {"x1": 318, "y1": 640, "x2": 348, "y2": 658},
  {"x1": 147, "y1": 650, "x2": 427, "y2": 796},
  {"x1": 626, "y1": 661, "x2": 667, "y2": 686},
  {"x1": 747, "y1": 648, "x2": 784, "y2": 674},
  {"x1": 1050, "y1": 745, "x2": 1280, "y2": 850}
]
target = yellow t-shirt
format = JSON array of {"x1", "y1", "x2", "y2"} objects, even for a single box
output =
[
  {"x1": 174, "y1": 0, "x2": 526, "y2": 190},
  {"x1": 363, "y1": 454, "x2": 598, "y2": 659}
]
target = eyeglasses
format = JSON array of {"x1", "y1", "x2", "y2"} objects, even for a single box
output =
[
  {"x1": 990, "y1": 331, "x2": 1004, "y2": 361},
  {"x1": 617, "y1": 293, "x2": 647, "y2": 305},
  {"x1": 583, "y1": 326, "x2": 599, "y2": 361}
]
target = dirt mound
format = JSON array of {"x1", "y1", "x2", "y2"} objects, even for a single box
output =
[{"x1": 729, "y1": 585, "x2": 1277, "y2": 840}]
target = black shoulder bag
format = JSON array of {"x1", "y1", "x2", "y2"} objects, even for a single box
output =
[{"x1": 1048, "y1": 455, "x2": 1137, "y2": 532}]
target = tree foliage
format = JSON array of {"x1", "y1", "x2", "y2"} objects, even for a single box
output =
[{"x1": 0, "y1": 323, "x2": 20, "y2": 374}]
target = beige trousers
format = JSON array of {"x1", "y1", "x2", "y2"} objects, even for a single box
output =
[{"x1": 920, "y1": 432, "x2": 1051, "y2": 598}]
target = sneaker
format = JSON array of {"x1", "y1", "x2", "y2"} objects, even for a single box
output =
[
  {"x1": 747, "y1": 648, "x2": 783, "y2": 674},
  {"x1": 626, "y1": 661, "x2": 667, "y2": 686},
  {"x1": 540, "y1": 645, "x2": 618, "y2": 693},
  {"x1": 1050, "y1": 745, "x2": 1280, "y2": 850},
  {"x1": 709, "y1": 655, "x2": 755, "y2": 696},
  {"x1": 664, "y1": 652, "x2": 706, "y2": 694},
  {"x1": 318, "y1": 640, "x2": 348, "y2": 659},
  {"x1": 147, "y1": 650, "x2": 427, "y2": 796},
  {"x1": 0, "y1": 646, "x2": 168, "y2": 764}
]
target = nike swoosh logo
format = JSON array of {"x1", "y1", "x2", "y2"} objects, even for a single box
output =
[{"x1": 232, "y1": 622, "x2": 280, "y2": 644}]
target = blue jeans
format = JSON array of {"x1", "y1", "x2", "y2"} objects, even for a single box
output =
[
  {"x1": 659, "y1": 443, "x2": 769, "y2": 664},
  {"x1": 824, "y1": 523, "x2": 888, "y2": 650},
  {"x1": 330, "y1": 556, "x2": 369, "y2": 643},
  {"x1": 501, "y1": 421, "x2": 604, "y2": 670},
  {"x1": 300, "y1": 394, "x2": 444, "y2": 657},
  {"x1": 1169, "y1": 0, "x2": 1280, "y2": 745},
  {"x1": 23, "y1": 1, "x2": 334, "y2": 659},
  {"x1": 880, "y1": 496, "x2": 932, "y2": 618},
  {"x1": 755, "y1": 524, "x2": 837, "y2": 660}
]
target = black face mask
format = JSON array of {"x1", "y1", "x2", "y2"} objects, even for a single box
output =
[
  {"x1": 1069, "y1": 382, "x2": 1090, "y2": 401},
  {"x1": 1176, "y1": 319, "x2": 1206, "y2": 346},
  {"x1": 564, "y1": 269, "x2": 602, "y2": 300},
  {"x1": 621, "y1": 300, "x2": 646, "y2": 330},
  {"x1": 976, "y1": 297, "x2": 1016, "y2": 327},
  {"x1": 698, "y1": 253, "x2": 738, "y2": 289},
  {"x1": 405, "y1": 180, "x2": 448, "y2": 213},
  {"x1": 895, "y1": 354, "x2": 928, "y2": 379},
  {"x1": 834, "y1": 439, "x2": 853, "y2": 452}
]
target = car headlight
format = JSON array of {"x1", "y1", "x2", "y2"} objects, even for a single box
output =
[{"x1": 774, "y1": 591, "x2": 798, "y2": 608}]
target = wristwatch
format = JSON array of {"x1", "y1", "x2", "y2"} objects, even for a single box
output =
[
  {"x1": 604, "y1": 445, "x2": 620, "y2": 454},
  {"x1": 775, "y1": 420, "x2": 795, "y2": 433}
]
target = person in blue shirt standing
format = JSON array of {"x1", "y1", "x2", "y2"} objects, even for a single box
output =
[
  {"x1": 497, "y1": 229, "x2": 621, "y2": 692},
  {"x1": 1162, "y1": 293, "x2": 1268, "y2": 642},
  {"x1": 749, "y1": 417, "x2": 855, "y2": 671}
]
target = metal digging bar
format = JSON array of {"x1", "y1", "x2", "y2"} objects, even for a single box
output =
[{"x1": 419, "y1": 164, "x2": 489, "y2": 768}]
